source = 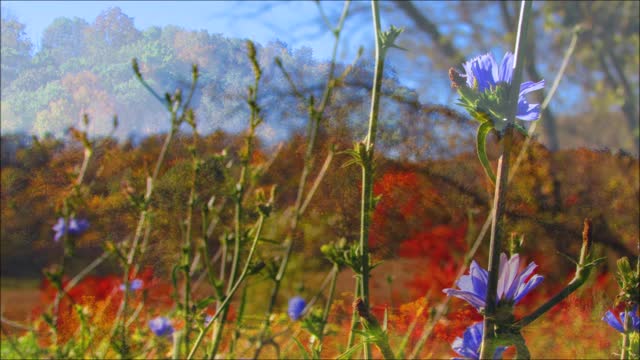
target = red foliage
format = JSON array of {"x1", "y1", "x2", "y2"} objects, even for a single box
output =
[
  {"x1": 433, "y1": 304, "x2": 483, "y2": 343},
  {"x1": 370, "y1": 171, "x2": 420, "y2": 249},
  {"x1": 34, "y1": 267, "x2": 173, "y2": 344}
]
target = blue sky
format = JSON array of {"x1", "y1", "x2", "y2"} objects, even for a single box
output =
[
  {"x1": 0, "y1": 1, "x2": 444, "y2": 102},
  {"x1": 1, "y1": 1, "x2": 362, "y2": 61}
]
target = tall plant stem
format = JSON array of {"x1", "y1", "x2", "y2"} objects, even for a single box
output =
[
  {"x1": 208, "y1": 42, "x2": 262, "y2": 358},
  {"x1": 112, "y1": 120, "x2": 177, "y2": 356},
  {"x1": 479, "y1": 1, "x2": 532, "y2": 358},
  {"x1": 346, "y1": 277, "x2": 361, "y2": 351},
  {"x1": 182, "y1": 131, "x2": 200, "y2": 355},
  {"x1": 187, "y1": 214, "x2": 267, "y2": 360},
  {"x1": 50, "y1": 136, "x2": 93, "y2": 349},
  {"x1": 408, "y1": 22, "x2": 578, "y2": 359},
  {"x1": 353, "y1": 1, "x2": 388, "y2": 358},
  {"x1": 252, "y1": 3, "x2": 350, "y2": 358},
  {"x1": 316, "y1": 264, "x2": 339, "y2": 347}
]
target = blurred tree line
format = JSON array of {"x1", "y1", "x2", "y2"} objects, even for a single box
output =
[{"x1": 1, "y1": 129, "x2": 637, "y2": 283}]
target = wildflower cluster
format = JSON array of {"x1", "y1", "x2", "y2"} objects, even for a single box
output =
[
  {"x1": 450, "y1": 50, "x2": 544, "y2": 183},
  {"x1": 3, "y1": 1, "x2": 633, "y2": 359},
  {"x1": 52, "y1": 217, "x2": 90, "y2": 242},
  {"x1": 443, "y1": 253, "x2": 544, "y2": 311},
  {"x1": 148, "y1": 316, "x2": 174, "y2": 337},
  {"x1": 288, "y1": 296, "x2": 306, "y2": 321},
  {"x1": 450, "y1": 52, "x2": 544, "y2": 130},
  {"x1": 443, "y1": 253, "x2": 543, "y2": 358},
  {"x1": 602, "y1": 306, "x2": 640, "y2": 333}
]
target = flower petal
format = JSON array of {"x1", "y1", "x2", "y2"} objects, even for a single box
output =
[
  {"x1": 505, "y1": 260, "x2": 536, "y2": 300},
  {"x1": 516, "y1": 99, "x2": 541, "y2": 121},
  {"x1": 464, "y1": 322, "x2": 483, "y2": 352},
  {"x1": 519, "y1": 80, "x2": 545, "y2": 97},
  {"x1": 603, "y1": 310, "x2": 624, "y2": 332},
  {"x1": 463, "y1": 60, "x2": 475, "y2": 89},
  {"x1": 149, "y1": 316, "x2": 173, "y2": 337},
  {"x1": 288, "y1": 296, "x2": 306, "y2": 320},
  {"x1": 470, "y1": 53, "x2": 498, "y2": 92},
  {"x1": 494, "y1": 346, "x2": 509, "y2": 360},
  {"x1": 630, "y1": 306, "x2": 640, "y2": 331},
  {"x1": 498, "y1": 52, "x2": 514, "y2": 84},
  {"x1": 452, "y1": 336, "x2": 477, "y2": 359},
  {"x1": 513, "y1": 274, "x2": 544, "y2": 304},
  {"x1": 443, "y1": 289, "x2": 486, "y2": 310},
  {"x1": 498, "y1": 253, "x2": 520, "y2": 302},
  {"x1": 469, "y1": 261, "x2": 488, "y2": 300},
  {"x1": 53, "y1": 218, "x2": 66, "y2": 242},
  {"x1": 496, "y1": 253, "x2": 508, "y2": 300},
  {"x1": 456, "y1": 275, "x2": 476, "y2": 293}
]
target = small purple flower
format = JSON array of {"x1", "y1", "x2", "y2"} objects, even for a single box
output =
[
  {"x1": 205, "y1": 314, "x2": 213, "y2": 326},
  {"x1": 443, "y1": 253, "x2": 544, "y2": 311},
  {"x1": 119, "y1": 279, "x2": 143, "y2": 292},
  {"x1": 288, "y1": 296, "x2": 306, "y2": 321},
  {"x1": 460, "y1": 52, "x2": 545, "y2": 121},
  {"x1": 452, "y1": 322, "x2": 508, "y2": 360},
  {"x1": 148, "y1": 316, "x2": 173, "y2": 337},
  {"x1": 602, "y1": 306, "x2": 640, "y2": 333},
  {"x1": 52, "y1": 217, "x2": 90, "y2": 242}
]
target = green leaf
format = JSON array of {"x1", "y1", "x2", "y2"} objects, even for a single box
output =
[
  {"x1": 476, "y1": 122, "x2": 496, "y2": 185},
  {"x1": 292, "y1": 336, "x2": 311, "y2": 360},
  {"x1": 336, "y1": 342, "x2": 364, "y2": 360},
  {"x1": 195, "y1": 296, "x2": 216, "y2": 310}
]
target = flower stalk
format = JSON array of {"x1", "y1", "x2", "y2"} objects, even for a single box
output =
[
  {"x1": 516, "y1": 219, "x2": 599, "y2": 328},
  {"x1": 208, "y1": 40, "x2": 263, "y2": 359},
  {"x1": 188, "y1": 203, "x2": 270, "y2": 360},
  {"x1": 349, "y1": 2, "x2": 402, "y2": 359},
  {"x1": 181, "y1": 116, "x2": 199, "y2": 355},
  {"x1": 110, "y1": 60, "x2": 198, "y2": 357},
  {"x1": 480, "y1": 1, "x2": 533, "y2": 358},
  {"x1": 253, "y1": 2, "x2": 350, "y2": 357},
  {"x1": 353, "y1": 298, "x2": 395, "y2": 359}
]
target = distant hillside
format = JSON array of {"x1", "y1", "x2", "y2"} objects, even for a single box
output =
[
  {"x1": 0, "y1": 7, "x2": 418, "y2": 145},
  {"x1": 1, "y1": 7, "x2": 638, "y2": 156}
]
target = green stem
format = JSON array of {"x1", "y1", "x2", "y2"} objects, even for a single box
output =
[
  {"x1": 620, "y1": 308, "x2": 632, "y2": 360},
  {"x1": 479, "y1": 1, "x2": 532, "y2": 358},
  {"x1": 112, "y1": 121, "x2": 176, "y2": 356},
  {"x1": 410, "y1": 18, "x2": 577, "y2": 359},
  {"x1": 252, "y1": 3, "x2": 350, "y2": 357},
  {"x1": 210, "y1": 43, "x2": 262, "y2": 359},
  {"x1": 230, "y1": 280, "x2": 249, "y2": 357},
  {"x1": 354, "y1": 298, "x2": 395, "y2": 359},
  {"x1": 187, "y1": 214, "x2": 267, "y2": 360},
  {"x1": 516, "y1": 218, "x2": 593, "y2": 328},
  {"x1": 316, "y1": 264, "x2": 339, "y2": 349},
  {"x1": 346, "y1": 276, "x2": 361, "y2": 352},
  {"x1": 51, "y1": 140, "x2": 92, "y2": 349},
  {"x1": 182, "y1": 141, "x2": 199, "y2": 355},
  {"x1": 513, "y1": 332, "x2": 531, "y2": 360},
  {"x1": 355, "y1": 2, "x2": 388, "y2": 358}
]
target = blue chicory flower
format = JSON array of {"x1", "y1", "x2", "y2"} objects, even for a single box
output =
[
  {"x1": 148, "y1": 316, "x2": 173, "y2": 337},
  {"x1": 119, "y1": 279, "x2": 143, "y2": 292},
  {"x1": 452, "y1": 322, "x2": 508, "y2": 360},
  {"x1": 460, "y1": 52, "x2": 545, "y2": 121},
  {"x1": 602, "y1": 306, "x2": 640, "y2": 333},
  {"x1": 288, "y1": 296, "x2": 306, "y2": 321},
  {"x1": 443, "y1": 253, "x2": 544, "y2": 311},
  {"x1": 52, "y1": 217, "x2": 90, "y2": 242}
]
